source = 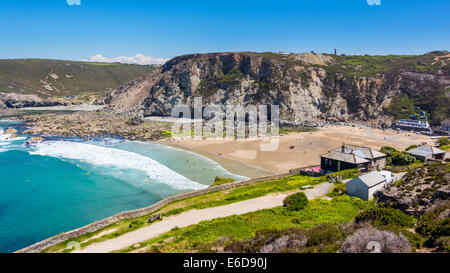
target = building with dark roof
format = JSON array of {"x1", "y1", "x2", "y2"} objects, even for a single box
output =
[
  {"x1": 407, "y1": 145, "x2": 446, "y2": 162},
  {"x1": 320, "y1": 144, "x2": 387, "y2": 173}
]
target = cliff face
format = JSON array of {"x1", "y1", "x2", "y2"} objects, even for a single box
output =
[
  {"x1": 100, "y1": 52, "x2": 450, "y2": 125},
  {"x1": 0, "y1": 92, "x2": 76, "y2": 108}
]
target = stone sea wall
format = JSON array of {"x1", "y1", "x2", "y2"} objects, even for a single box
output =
[{"x1": 16, "y1": 170, "x2": 299, "y2": 253}]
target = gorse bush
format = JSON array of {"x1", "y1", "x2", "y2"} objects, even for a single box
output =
[
  {"x1": 416, "y1": 201, "x2": 450, "y2": 249},
  {"x1": 283, "y1": 192, "x2": 308, "y2": 211},
  {"x1": 355, "y1": 208, "x2": 416, "y2": 228}
]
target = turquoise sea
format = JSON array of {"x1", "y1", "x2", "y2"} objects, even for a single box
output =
[{"x1": 0, "y1": 120, "x2": 245, "y2": 253}]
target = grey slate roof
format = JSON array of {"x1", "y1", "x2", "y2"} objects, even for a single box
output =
[
  {"x1": 349, "y1": 171, "x2": 386, "y2": 188},
  {"x1": 321, "y1": 151, "x2": 369, "y2": 164},
  {"x1": 330, "y1": 145, "x2": 386, "y2": 160},
  {"x1": 407, "y1": 145, "x2": 445, "y2": 157}
]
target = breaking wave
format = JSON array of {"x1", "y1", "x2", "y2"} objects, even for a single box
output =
[
  {"x1": 0, "y1": 128, "x2": 26, "y2": 150},
  {"x1": 29, "y1": 141, "x2": 208, "y2": 190}
]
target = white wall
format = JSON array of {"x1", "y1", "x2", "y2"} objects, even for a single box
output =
[{"x1": 368, "y1": 182, "x2": 386, "y2": 200}]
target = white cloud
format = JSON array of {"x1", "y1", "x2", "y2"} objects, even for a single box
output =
[
  {"x1": 83, "y1": 54, "x2": 169, "y2": 65},
  {"x1": 67, "y1": 0, "x2": 81, "y2": 6}
]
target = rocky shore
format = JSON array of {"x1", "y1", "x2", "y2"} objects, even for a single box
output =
[{"x1": 21, "y1": 111, "x2": 173, "y2": 141}]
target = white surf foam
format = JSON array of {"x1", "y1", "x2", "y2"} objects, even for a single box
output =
[
  {"x1": 29, "y1": 141, "x2": 208, "y2": 190},
  {"x1": 0, "y1": 128, "x2": 26, "y2": 147}
]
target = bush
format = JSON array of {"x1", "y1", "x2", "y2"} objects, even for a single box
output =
[
  {"x1": 341, "y1": 228, "x2": 412, "y2": 253},
  {"x1": 283, "y1": 192, "x2": 308, "y2": 211},
  {"x1": 436, "y1": 137, "x2": 450, "y2": 147},
  {"x1": 380, "y1": 146, "x2": 415, "y2": 166},
  {"x1": 355, "y1": 208, "x2": 416, "y2": 228},
  {"x1": 211, "y1": 176, "x2": 236, "y2": 187},
  {"x1": 416, "y1": 201, "x2": 450, "y2": 248}
]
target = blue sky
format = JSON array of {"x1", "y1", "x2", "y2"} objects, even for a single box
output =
[{"x1": 0, "y1": 0, "x2": 449, "y2": 64}]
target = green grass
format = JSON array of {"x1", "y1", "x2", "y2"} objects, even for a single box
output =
[
  {"x1": 116, "y1": 195, "x2": 374, "y2": 253},
  {"x1": 440, "y1": 145, "x2": 450, "y2": 152},
  {"x1": 0, "y1": 59, "x2": 157, "y2": 98}
]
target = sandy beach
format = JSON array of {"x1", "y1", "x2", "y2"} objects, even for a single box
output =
[{"x1": 159, "y1": 126, "x2": 432, "y2": 174}]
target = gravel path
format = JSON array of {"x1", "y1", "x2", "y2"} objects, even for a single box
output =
[{"x1": 75, "y1": 182, "x2": 333, "y2": 253}]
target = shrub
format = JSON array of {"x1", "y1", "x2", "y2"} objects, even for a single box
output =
[
  {"x1": 211, "y1": 176, "x2": 236, "y2": 187},
  {"x1": 283, "y1": 192, "x2": 308, "y2": 211},
  {"x1": 341, "y1": 228, "x2": 412, "y2": 253},
  {"x1": 355, "y1": 208, "x2": 416, "y2": 228},
  {"x1": 416, "y1": 201, "x2": 450, "y2": 248},
  {"x1": 380, "y1": 146, "x2": 415, "y2": 166},
  {"x1": 436, "y1": 137, "x2": 450, "y2": 147},
  {"x1": 223, "y1": 228, "x2": 307, "y2": 253}
]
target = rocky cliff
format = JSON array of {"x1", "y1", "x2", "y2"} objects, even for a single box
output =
[
  {"x1": 0, "y1": 92, "x2": 76, "y2": 108},
  {"x1": 375, "y1": 162, "x2": 449, "y2": 216},
  {"x1": 99, "y1": 51, "x2": 450, "y2": 126}
]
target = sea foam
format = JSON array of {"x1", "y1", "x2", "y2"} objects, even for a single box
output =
[
  {"x1": 0, "y1": 128, "x2": 26, "y2": 148},
  {"x1": 29, "y1": 141, "x2": 208, "y2": 190}
]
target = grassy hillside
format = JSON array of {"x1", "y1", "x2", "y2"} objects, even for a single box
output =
[{"x1": 0, "y1": 59, "x2": 158, "y2": 98}]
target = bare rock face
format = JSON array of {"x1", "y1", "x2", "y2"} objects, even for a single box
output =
[
  {"x1": 98, "y1": 52, "x2": 450, "y2": 125},
  {"x1": 0, "y1": 92, "x2": 73, "y2": 108}
]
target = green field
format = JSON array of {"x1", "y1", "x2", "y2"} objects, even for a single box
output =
[{"x1": 116, "y1": 195, "x2": 374, "y2": 253}]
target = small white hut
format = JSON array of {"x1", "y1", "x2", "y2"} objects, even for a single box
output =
[{"x1": 346, "y1": 171, "x2": 391, "y2": 200}]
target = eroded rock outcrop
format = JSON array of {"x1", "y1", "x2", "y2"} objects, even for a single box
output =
[{"x1": 0, "y1": 92, "x2": 76, "y2": 108}]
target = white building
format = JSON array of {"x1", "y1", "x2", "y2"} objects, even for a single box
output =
[{"x1": 346, "y1": 171, "x2": 392, "y2": 200}]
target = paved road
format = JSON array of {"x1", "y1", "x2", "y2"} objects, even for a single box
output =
[{"x1": 75, "y1": 182, "x2": 333, "y2": 253}]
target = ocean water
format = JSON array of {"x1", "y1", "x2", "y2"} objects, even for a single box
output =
[{"x1": 0, "y1": 120, "x2": 245, "y2": 253}]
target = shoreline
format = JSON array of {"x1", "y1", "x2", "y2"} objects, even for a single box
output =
[{"x1": 158, "y1": 141, "x2": 276, "y2": 179}]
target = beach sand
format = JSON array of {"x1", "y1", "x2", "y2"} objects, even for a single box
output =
[{"x1": 159, "y1": 126, "x2": 432, "y2": 174}]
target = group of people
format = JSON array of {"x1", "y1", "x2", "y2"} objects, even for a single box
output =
[{"x1": 329, "y1": 174, "x2": 343, "y2": 183}]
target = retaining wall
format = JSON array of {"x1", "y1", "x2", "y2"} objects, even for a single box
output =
[{"x1": 16, "y1": 170, "x2": 299, "y2": 253}]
